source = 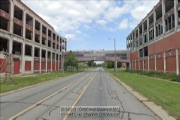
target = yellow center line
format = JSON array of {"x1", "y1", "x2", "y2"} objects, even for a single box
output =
[
  {"x1": 9, "y1": 74, "x2": 90, "y2": 120},
  {"x1": 63, "y1": 72, "x2": 97, "y2": 120}
]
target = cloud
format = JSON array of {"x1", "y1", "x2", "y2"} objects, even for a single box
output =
[
  {"x1": 65, "y1": 34, "x2": 76, "y2": 40},
  {"x1": 22, "y1": 0, "x2": 159, "y2": 41},
  {"x1": 96, "y1": 19, "x2": 107, "y2": 26},
  {"x1": 119, "y1": 19, "x2": 128, "y2": 30}
]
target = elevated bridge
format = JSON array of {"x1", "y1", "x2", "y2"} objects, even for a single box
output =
[{"x1": 65, "y1": 50, "x2": 130, "y2": 63}]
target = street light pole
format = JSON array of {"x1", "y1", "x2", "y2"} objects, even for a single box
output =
[
  {"x1": 114, "y1": 38, "x2": 117, "y2": 76},
  {"x1": 109, "y1": 38, "x2": 117, "y2": 76}
]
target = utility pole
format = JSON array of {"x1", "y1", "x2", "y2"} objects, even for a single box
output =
[
  {"x1": 109, "y1": 38, "x2": 117, "y2": 76},
  {"x1": 114, "y1": 38, "x2": 117, "y2": 76}
]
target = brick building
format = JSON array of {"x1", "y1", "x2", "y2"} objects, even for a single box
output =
[
  {"x1": 126, "y1": 0, "x2": 180, "y2": 75},
  {"x1": 0, "y1": 0, "x2": 67, "y2": 75}
]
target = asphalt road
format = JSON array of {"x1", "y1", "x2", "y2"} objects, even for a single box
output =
[{"x1": 0, "y1": 68, "x2": 161, "y2": 120}]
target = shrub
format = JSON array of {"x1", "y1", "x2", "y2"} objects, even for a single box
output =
[{"x1": 125, "y1": 70, "x2": 180, "y2": 82}]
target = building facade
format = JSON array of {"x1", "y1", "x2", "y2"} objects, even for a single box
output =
[
  {"x1": 127, "y1": 0, "x2": 180, "y2": 75},
  {"x1": 0, "y1": 0, "x2": 67, "y2": 75}
]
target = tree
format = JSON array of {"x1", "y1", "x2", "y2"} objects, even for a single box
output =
[
  {"x1": 87, "y1": 61, "x2": 94, "y2": 67},
  {"x1": 64, "y1": 51, "x2": 78, "y2": 71},
  {"x1": 117, "y1": 62, "x2": 122, "y2": 68}
]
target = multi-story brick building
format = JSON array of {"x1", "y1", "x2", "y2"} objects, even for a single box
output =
[
  {"x1": 126, "y1": 0, "x2": 180, "y2": 75},
  {"x1": 0, "y1": 0, "x2": 67, "y2": 75}
]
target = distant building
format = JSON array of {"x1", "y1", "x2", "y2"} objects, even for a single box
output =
[
  {"x1": 126, "y1": 0, "x2": 180, "y2": 75},
  {"x1": 0, "y1": 0, "x2": 67, "y2": 75}
]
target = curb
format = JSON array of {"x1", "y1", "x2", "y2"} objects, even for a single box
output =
[
  {"x1": 109, "y1": 73, "x2": 176, "y2": 120},
  {"x1": 0, "y1": 73, "x2": 79, "y2": 97}
]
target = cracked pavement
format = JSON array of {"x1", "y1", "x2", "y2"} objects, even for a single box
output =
[{"x1": 0, "y1": 68, "x2": 161, "y2": 120}]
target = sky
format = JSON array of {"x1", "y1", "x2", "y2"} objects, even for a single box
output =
[{"x1": 22, "y1": 0, "x2": 159, "y2": 51}]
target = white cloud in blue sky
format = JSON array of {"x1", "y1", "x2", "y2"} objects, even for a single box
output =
[{"x1": 22, "y1": 0, "x2": 159, "y2": 51}]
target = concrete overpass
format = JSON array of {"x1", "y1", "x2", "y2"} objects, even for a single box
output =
[{"x1": 65, "y1": 50, "x2": 130, "y2": 63}]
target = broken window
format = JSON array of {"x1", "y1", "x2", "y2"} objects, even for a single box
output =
[
  {"x1": 0, "y1": 16, "x2": 9, "y2": 31},
  {"x1": 144, "y1": 34, "x2": 147, "y2": 43},
  {"x1": 14, "y1": 6, "x2": 23, "y2": 21},
  {"x1": 12, "y1": 41, "x2": 21, "y2": 55},
  {"x1": 35, "y1": 20, "x2": 40, "y2": 31},
  {"x1": 35, "y1": 34, "x2": 40, "y2": 43},
  {"x1": 25, "y1": 29, "x2": 32, "y2": 40},
  {"x1": 165, "y1": 0, "x2": 174, "y2": 13},
  {"x1": 42, "y1": 37, "x2": 46, "y2": 45},
  {"x1": 41, "y1": 50, "x2": 46, "y2": 58},
  {"x1": 53, "y1": 33, "x2": 56, "y2": 41},
  {"x1": 48, "y1": 52, "x2": 51, "y2": 59},
  {"x1": 26, "y1": 14, "x2": 33, "y2": 27},
  {"x1": 13, "y1": 23, "x2": 22, "y2": 37},
  {"x1": 0, "y1": 38, "x2": 8, "y2": 52},
  {"x1": 48, "y1": 41, "x2": 51, "y2": 47},
  {"x1": 34, "y1": 48, "x2": 39, "y2": 57},
  {"x1": 42, "y1": 25, "x2": 46, "y2": 35},
  {"x1": 25, "y1": 45, "x2": 32, "y2": 56}
]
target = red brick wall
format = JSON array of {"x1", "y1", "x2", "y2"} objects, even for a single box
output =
[
  {"x1": 140, "y1": 59, "x2": 143, "y2": 70},
  {"x1": 41, "y1": 61, "x2": 46, "y2": 70},
  {"x1": 52, "y1": 61, "x2": 55, "y2": 71},
  {"x1": 149, "y1": 55, "x2": 155, "y2": 71},
  {"x1": 135, "y1": 60, "x2": 139, "y2": 70},
  {"x1": 156, "y1": 58, "x2": 164, "y2": 72},
  {"x1": 0, "y1": 58, "x2": 6, "y2": 73},
  {"x1": 166, "y1": 56, "x2": 176, "y2": 72},
  {"x1": 144, "y1": 58, "x2": 148, "y2": 70},
  {"x1": 34, "y1": 61, "x2": 39, "y2": 70},
  {"x1": 14, "y1": 60, "x2": 20, "y2": 74},
  {"x1": 148, "y1": 31, "x2": 180, "y2": 55},
  {"x1": 56, "y1": 62, "x2": 58, "y2": 71},
  {"x1": 130, "y1": 51, "x2": 138, "y2": 59},
  {"x1": 25, "y1": 61, "x2": 31, "y2": 71},
  {"x1": 59, "y1": 63, "x2": 61, "y2": 69},
  {"x1": 47, "y1": 62, "x2": 51, "y2": 69}
]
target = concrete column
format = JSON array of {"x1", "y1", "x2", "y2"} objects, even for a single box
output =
[
  {"x1": 139, "y1": 59, "x2": 140, "y2": 70},
  {"x1": 142, "y1": 22, "x2": 144, "y2": 45},
  {"x1": 46, "y1": 28, "x2": 48, "y2": 46},
  {"x1": 176, "y1": 49, "x2": 179, "y2": 75},
  {"x1": 9, "y1": 0, "x2": 14, "y2": 34},
  {"x1": 135, "y1": 59, "x2": 136, "y2": 70},
  {"x1": 163, "y1": 52, "x2": 166, "y2": 73},
  {"x1": 21, "y1": 42, "x2": 25, "y2": 74},
  {"x1": 9, "y1": 38, "x2": 13, "y2": 54},
  {"x1": 58, "y1": 54, "x2": 60, "y2": 71},
  {"x1": 174, "y1": 0, "x2": 178, "y2": 30},
  {"x1": 32, "y1": 18, "x2": 35, "y2": 42},
  {"x1": 51, "y1": 51, "x2": 52, "y2": 72},
  {"x1": 40, "y1": 23, "x2": 42, "y2": 44},
  {"x1": 155, "y1": 54, "x2": 157, "y2": 71},
  {"x1": 55, "y1": 53, "x2": 56, "y2": 71},
  {"x1": 126, "y1": 38, "x2": 128, "y2": 50},
  {"x1": 39, "y1": 48, "x2": 42, "y2": 73},
  {"x1": 45, "y1": 50, "x2": 47, "y2": 73},
  {"x1": 148, "y1": 56, "x2": 150, "y2": 71},
  {"x1": 23, "y1": 11, "x2": 26, "y2": 38},
  {"x1": 147, "y1": 18, "x2": 149, "y2": 42},
  {"x1": 31, "y1": 46, "x2": 34, "y2": 73},
  {"x1": 137, "y1": 28, "x2": 140, "y2": 47},
  {"x1": 131, "y1": 60, "x2": 133, "y2": 70},
  {"x1": 153, "y1": 9, "x2": 156, "y2": 39},
  {"x1": 162, "y1": 0, "x2": 166, "y2": 34}
]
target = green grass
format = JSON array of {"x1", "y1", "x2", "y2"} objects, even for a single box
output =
[
  {"x1": 0, "y1": 71, "x2": 76, "y2": 93},
  {"x1": 108, "y1": 69, "x2": 180, "y2": 119}
]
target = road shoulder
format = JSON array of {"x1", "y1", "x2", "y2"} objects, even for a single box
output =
[{"x1": 110, "y1": 73, "x2": 176, "y2": 120}]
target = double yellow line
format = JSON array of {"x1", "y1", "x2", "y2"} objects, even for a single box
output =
[
  {"x1": 63, "y1": 72, "x2": 97, "y2": 120},
  {"x1": 9, "y1": 73, "x2": 90, "y2": 120}
]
